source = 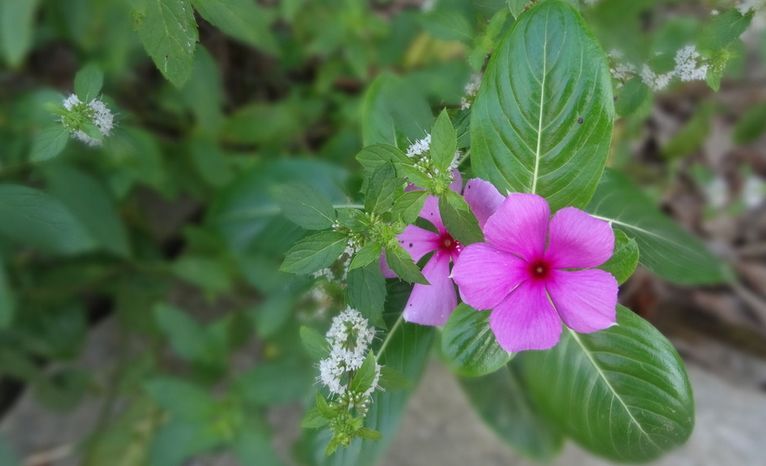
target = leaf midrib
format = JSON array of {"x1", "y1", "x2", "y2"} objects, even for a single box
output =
[{"x1": 531, "y1": 9, "x2": 550, "y2": 194}]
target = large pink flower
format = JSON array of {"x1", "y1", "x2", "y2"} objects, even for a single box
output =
[
  {"x1": 451, "y1": 193, "x2": 618, "y2": 353},
  {"x1": 382, "y1": 177, "x2": 504, "y2": 326}
]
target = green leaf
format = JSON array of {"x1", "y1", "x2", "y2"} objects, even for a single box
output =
[
  {"x1": 459, "y1": 363, "x2": 563, "y2": 460},
  {"x1": 347, "y1": 263, "x2": 386, "y2": 326},
  {"x1": 662, "y1": 104, "x2": 713, "y2": 159},
  {"x1": 171, "y1": 255, "x2": 232, "y2": 296},
  {"x1": 236, "y1": 360, "x2": 313, "y2": 406},
  {"x1": 356, "y1": 144, "x2": 410, "y2": 176},
  {"x1": 300, "y1": 326, "x2": 330, "y2": 361},
  {"x1": 364, "y1": 164, "x2": 398, "y2": 214},
  {"x1": 391, "y1": 191, "x2": 428, "y2": 224},
  {"x1": 148, "y1": 418, "x2": 222, "y2": 466},
  {"x1": 438, "y1": 191, "x2": 483, "y2": 245},
  {"x1": 74, "y1": 63, "x2": 104, "y2": 102},
  {"x1": 349, "y1": 352, "x2": 378, "y2": 394},
  {"x1": 615, "y1": 77, "x2": 650, "y2": 117},
  {"x1": 348, "y1": 242, "x2": 382, "y2": 270},
  {"x1": 699, "y1": 9, "x2": 753, "y2": 52},
  {"x1": 385, "y1": 245, "x2": 427, "y2": 284},
  {"x1": 0, "y1": 0, "x2": 40, "y2": 67},
  {"x1": 471, "y1": 0, "x2": 614, "y2": 211},
  {"x1": 273, "y1": 183, "x2": 336, "y2": 230},
  {"x1": 281, "y1": 231, "x2": 348, "y2": 274},
  {"x1": 233, "y1": 419, "x2": 284, "y2": 466},
  {"x1": 145, "y1": 377, "x2": 215, "y2": 420},
  {"x1": 507, "y1": 0, "x2": 529, "y2": 19},
  {"x1": 30, "y1": 125, "x2": 69, "y2": 163},
  {"x1": 587, "y1": 170, "x2": 729, "y2": 284},
  {"x1": 190, "y1": 0, "x2": 278, "y2": 54},
  {"x1": 0, "y1": 263, "x2": 15, "y2": 328},
  {"x1": 154, "y1": 303, "x2": 225, "y2": 366},
  {"x1": 734, "y1": 103, "x2": 766, "y2": 144},
  {"x1": 0, "y1": 184, "x2": 95, "y2": 255},
  {"x1": 600, "y1": 229, "x2": 639, "y2": 285},
  {"x1": 135, "y1": 0, "x2": 198, "y2": 88},
  {"x1": 519, "y1": 305, "x2": 695, "y2": 462},
  {"x1": 361, "y1": 73, "x2": 434, "y2": 146},
  {"x1": 44, "y1": 165, "x2": 131, "y2": 257},
  {"x1": 430, "y1": 109, "x2": 457, "y2": 171},
  {"x1": 441, "y1": 304, "x2": 510, "y2": 377}
]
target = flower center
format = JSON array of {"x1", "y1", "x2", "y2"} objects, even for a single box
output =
[
  {"x1": 529, "y1": 260, "x2": 550, "y2": 280},
  {"x1": 439, "y1": 233, "x2": 461, "y2": 254}
]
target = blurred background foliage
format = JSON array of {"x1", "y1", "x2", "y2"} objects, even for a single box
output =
[{"x1": 0, "y1": 0, "x2": 764, "y2": 465}]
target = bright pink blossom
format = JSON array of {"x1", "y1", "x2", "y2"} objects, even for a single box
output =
[
  {"x1": 451, "y1": 193, "x2": 618, "y2": 352},
  {"x1": 382, "y1": 176, "x2": 504, "y2": 326}
]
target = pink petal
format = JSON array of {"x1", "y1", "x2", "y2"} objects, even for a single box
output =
[
  {"x1": 419, "y1": 196, "x2": 445, "y2": 233},
  {"x1": 449, "y1": 169, "x2": 463, "y2": 193},
  {"x1": 451, "y1": 243, "x2": 527, "y2": 311},
  {"x1": 464, "y1": 178, "x2": 504, "y2": 228},
  {"x1": 403, "y1": 252, "x2": 457, "y2": 326},
  {"x1": 489, "y1": 281, "x2": 563, "y2": 352},
  {"x1": 546, "y1": 207, "x2": 615, "y2": 269},
  {"x1": 397, "y1": 225, "x2": 439, "y2": 262},
  {"x1": 546, "y1": 269, "x2": 618, "y2": 333},
  {"x1": 484, "y1": 193, "x2": 550, "y2": 260}
]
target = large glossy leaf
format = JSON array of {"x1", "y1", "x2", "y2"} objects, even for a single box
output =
[
  {"x1": 587, "y1": 169, "x2": 729, "y2": 284},
  {"x1": 441, "y1": 304, "x2": 510, "y2": 377},
  {"x1": 471, "y1": 0, "x2": 614, "y2": 211},
  {"x1": 520, "y1": 305, "x2": 694, "y2": 462},
  {"x1": 459, "y1": 363, "x2": 563, "y2": 460},
  {"x1": 302, "y1": 281, "x2": 434, "y2": 466}
]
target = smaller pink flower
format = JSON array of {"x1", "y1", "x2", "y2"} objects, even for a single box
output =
[
  {"x1": 382, "y1": 176, "x2": 504, "y2": 326},
  {"x1": 451, "y1": 193, "x2": 618, "y2": 353}
]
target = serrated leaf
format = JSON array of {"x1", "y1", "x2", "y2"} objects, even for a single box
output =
[
  {"x1": 471, "y1": 0, "x2": 614, "y2": 211},
  {"x1": 430, "y1": 109, "x2": 457, "y2": 171},
  {"x1": 385, "y1": 245, "x2": 427, "y2": 284},
  {"x1": 364, "y1": 164, "x2": 398, "y2": 214},
  {"x1": 356, "y1": 144, "x2": 410, "y2": 176},
  {"x1": 519, "y1": 305, "x2": 694, "y2": 462},
  {"x1": 300, "y1": 326, "x2": 330, "y2": 361},
  {"x1": 587, "y1": 169, "x2": 728, "y2": 284},
  {"x1": 349, "y1": 242, "x2": 382, "y2": 270},
  {"x1": 600, "y1": 229, "x2": 639, "y2": 284},
  {"x1": 281, "y1": 231, "x2": 348, "y2": 275},
  {"x1": 273, "y1": 183, "x2": 336, "y2": 230},
  {"x1": 699, "y1": 9, "x2": 752, "y2": 52},
  {"x1": 74, "y1": 64, "x2": 104, "y2": 102},
  {"x1": 30, "y1": 125, "x2": 69, "y2": 163},
  {"x1": 459, "y1": 363, "x2": 563, "y2": 460},
  {"x1": 347, "y1": 263, "x2": 386, "y2": 326},
  {"x1": 349, "y1": 352, "x2": 377, "y2": 394},
  {"x1": 441, "y1": 304, "x2": 510, "y2": 377},
  {"x1": 438, "y1": 191, "x2": 483, "y2": 245},
  {"x1": 136, "y1": 0, "x2": 198, "y2": 88},
  {"x1": 190, "y1": 0, "x2": 278, "y2": 54},
  {"x1": 391, "y1": 191, "x2": 428, "y2": 224}
]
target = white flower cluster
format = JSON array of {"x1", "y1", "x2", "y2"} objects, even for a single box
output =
[
  {"x1": 460, "y1": 73, "x2": 482, "y2": 110},
  {"x1": 673, "y1": 45, "x2": 709, "y2": 82},
  {"x1": 738, "y1": 0, "x2": 764, "y2": 15},
  {"x1": 318, "y1": 308, "x2": 380, "y2": 397},
  {"x1": 610, "y1": 45, "x2": 710, "y2": 92},
  {"x1": 640, "y1": 65, "x2": 675, "y2": 92},
  {"x1": 61, "y1": 94, "x2": 115, "y2": 146},
  {"x1": 406, "y1": 134, "x2": 431, "y2": 158}
]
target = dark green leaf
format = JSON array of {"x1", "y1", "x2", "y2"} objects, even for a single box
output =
[
  {"x1": 74, "y1": 63, "x2": 104, "y2": 101},
  {"x1": 507, "y1": 0, "x2": 529, "y2": 19},
  {"x1": 281, "y1": 231, "x2": 348, "y2": 275},
  {"x1": 662, "y1": 104, "x2": 713, "y2": 159},
  {"x1": 190, "y1": 0, "x2": 278, "y2": 54},
  {"x1": 520, "y1": 305, "x2": 694, "y2": 462},
  {"x1": 0, "y1": 264, "x2": 15, "y2": 328},
  {"x1": 356, "y1": 144, "x2": 410, "y2": 176},
  {"x1": 233, "y1": 419, "x2": 284, "y2": 466},
  {"x1": 273, "y1": 183, "x2": 336, "y2": 230},
  {"x1": 361, "y1": 73, "x2": 434, "y2": 146},
  {"x1": 734, "y1": 103, "x2": 766, "y2": 144},
  {"x1": 392, "y1": 190, "x2": 428, "y2": 224},
  {"x1": 471, "y1": 0, "x2": 614, "y2": 210},
  {"x1": 600, "y1": 229, "x2": 639, "y2": 285},
  {"x1": 699, "y1": 9, "x2": 753, "y2": 52},
  {"x1": 236, "y1": 360, "x2": 313, "y2": 406},
  {"x1": 349, "y1": 242, "x2": 382, "y2": 270},
  {"x1": 347, "y1": 263, "x2": 386, "y2": 326},
  {"x1": 30, "y1": 125, "x2": 69, "y2": 163},
  {"x1": 0, "y1": 0, "x2": 40, "y2": 67},
  {"x1": 364, "y1": 164, "x2": 398, "y2": 214},
  {"x1": 460, "y1": 363, "x2": 563, "y2": 460},
  {"x1": 587, "y1": 170, "x2": 729, "y2": 284},
  {"x1": 149, "y1": 418, "x2": 222, "y2": 466},
  {"x1": 441, "y1": 304, "x2": 510, "y2": 377},
  {"x1": 439, "y1": 191, "x2": 483, "y2": 245},
  {"x1": 430, "y1": 109, "x2": 457, "y2": 171},
  {"x1": 300, "y1": 326, "x2": 330, "y2": 361},
  {"x1": 349, "y1": 352, "x2": 378, "y2": 394},
  {"x1": 135, "y1": 0, "x2": 198, "y2": 87},
  {"x1": 144, "y1": 377, "x2": 215, "y2": 420},
  {"x1": 616, "y1": 78, "x2": 650, "y2": 117},
  {"x1": 385, "y1": 245, "x2": 427, "y2": 284}
]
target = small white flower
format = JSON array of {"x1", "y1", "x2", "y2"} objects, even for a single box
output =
[
  {"x1": 742, "y1": 176, "x2": 765, "y2": 209},
  {"x1": 738, "y1": 0, "x2": 763, "y2": 15},
  {"x1": 63, "y1": 94, "x2": 80, "y2": 111},
  {"x1": 406, "y1": 134, "x2": 431, "y2": 158},
  {"x1": 640, "y1": 65, "x2": 673, "y2": 91},
  {"x1": 89, "y1": 99, "x2": 114, "y2": 136},
  {"x1": 362, "y1": 363, "x2": 382, "y2": 398},
  {"x1": 319, "y1": 355, "x2": 348, "y2": 396},
  {"x1": 673, "y1": 45, "x2": 708, "y2": 82},
  {"x1": 705, "y1": 176, "x2": 729, "y2": 209},
  {"x1": 325, "y1": 307, "x2": 375, "y2": 370},
  {"x1": 60, "y1": 94, "x2": 115, "y2": 147},
  {"x1": 460, "y1": 73, "x2": 482, "y2": 110}
]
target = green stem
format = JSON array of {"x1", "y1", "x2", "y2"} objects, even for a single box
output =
[
  {"x1": 376, "y1": 314, "x2": 404, "y2": 362},
  {"x1": 334, "y1": 204, "x2": 363, "y2": 209}
]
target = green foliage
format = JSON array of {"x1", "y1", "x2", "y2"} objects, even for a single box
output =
[
  {"x1": 441, "y1": 304, "x2": 510, "y2": 377},
  {"x1": 600, "y1": 229, "x2": 639, "y2": 284},
  {"x1": 734, "y1": 103, "x2": 766, "y2": 143},
  {"x1": 30, "y1": 125, "x2": 69, "y2": 163},
  {"x1": 471, "y1": 0, "x2": 614, "y2": 211},
  {"x1": 273, "y1": 183, "x2": 337, "y2": 230},
  {"x1": 520, "y1": 306, "x2": 695, "y2": 462},
  {"x1": 74, "y1": 64, "x2": 104, "y2": 102},
  {"x1": 438, "y1": 191, "x2": 483, "y2": 245},
  {"x1": 281, "y1": 231, "x2": 349, "y2": 275},
  {"x1": 347, "y1": 263, "x2": 387, "y2": 326},
  {"x1": 0, "y1": 0, "x2": 40, "y2": 67},
  {"x1": 190, "y1": 0, "x2": 278, "y2": 53}
]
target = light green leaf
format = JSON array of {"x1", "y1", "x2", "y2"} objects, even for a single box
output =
[
  {"x1": 699, "y1": 8, "x2": 753, "y2": 52},
  {"x1": 0, "y1": 184, "x2": 95, "y2": 255},
  {"x1": 0, "y1": 0, "x2": 40, "y2": 67},
  {"x1": 600, "y1": 229, "x2": 639, "y2": 285},
  {"x1": 438, "y1": 191, "x2": 483, "y2": 245},
  {"x1": 391, "y1": 191, "x2": 428, "y2": 224},
  {"x1": 236, "y1": 360, "x2": 312, "y2": 406},
  {"x1": 471, "y1": 0, "x2": 614, "y2": 211},
  {"x1": 361, "y1": 73, "x2": 434, "y2": 146},
  {"x1": 385, "y1": 245, "x2": 427, "y2": 285},
  {"x1": 273, "y1": 183, "x2": 336, "y2": 230},
  {"x1": 507, "y1": 0, "x2": 529, "y2": 19},
  {"x1": 190, "y1": 0, "x2": 278, "y2": 54},
  {"x1": 441, "y1": 304, "x2": 510, "y2": 377},
  {"x1": 144, "y1": 377, "x2": 215, "y2": 420},
  {"x1": 300, "y1": 326, "x2": 330, "y2": 361},
  {"x1": 364, "y1": 164, "x2": 398, "y2": 214},
  {"x1": 281, "y1": 231, "x2": 348, "y2": 274},
  {"x1": 520, "y1": 305, "x2": 694, "y2": 462},
  {"x1": 348, "y1": 242, "x2": 382, "y2": 271},
  {"x1": 233, "y1": 419, "x2": 284, "y2": 466},
  {"x1": 459, "y1": 363, "x2": 563, "y2": 460},
  {"x1": 30, "y1": 125, "x2": 69, "y2": 163},
  {"x1": 74, "y1": 63, "x2": 104, "y2": 102},
  {"x1": 587, "y1": 169, "x2": 729, "y2": 284},
  {"x1": 430, "y1": 109, "x2": 457, "y2": 171},
  {"x1": 347, "y1": 263, "x2": 386, "y2": 326},
  {"x1": 136, "y1": 0, "x2": 198, "y2": 88},
  {"x1": 171, "y1": 255, "x2": 232, "y2": 296}
]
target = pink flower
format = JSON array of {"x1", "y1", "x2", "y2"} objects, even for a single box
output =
[
  {"x1": 451, "y1": 193, "x2": 618, "y2": 353},
  {"x1": 382, "y1": 176, "x2": 505, "y2": 326}
]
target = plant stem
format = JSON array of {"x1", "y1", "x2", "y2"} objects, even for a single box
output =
[
  {"x1": 333, "y1": 204, "x2": 364, "y2": 209},
  {"x1": 376, "y1": 314, "x2": 403, "y2": 362}
]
